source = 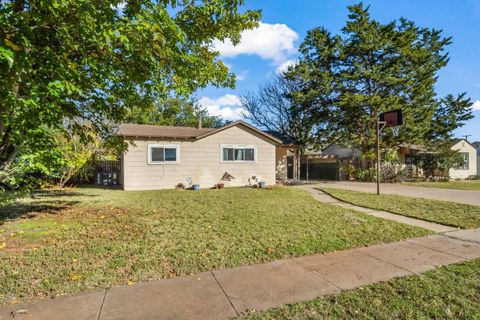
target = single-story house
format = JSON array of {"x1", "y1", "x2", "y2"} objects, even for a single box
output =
[
  {"x1": 449, "y1": 138, "x2": 477, "y2": 179},
  {"x1": 117, "y1": 120, "x2": 282, "y2": 190},
  {"x1": 322, "y1": 142, "x2": 423, "y2": 165}
]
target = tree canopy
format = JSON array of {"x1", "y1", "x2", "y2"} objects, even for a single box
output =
[
  {"x1": 286, "y1": 3, "x2": 473, "y2": 162},
  {"x1": 125, "y1": 96, "x2": 225, "y2": 128},
  {"x1": 0, "y1": 0, "x2": 260, "y2": 173},
  {"x1": 241, "y1": 76, "x2": 315, "y2": 149}
]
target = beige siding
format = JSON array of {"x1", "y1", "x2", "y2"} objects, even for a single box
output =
[
  {"x1": 449, "y1": 140, "x2": 477, "y2": 179},
  {"x1": 275, "y1": 147, "x2": 288, "y2": 180},
  {"x1": 122, "y1": 125, "x2": 276, "y2": 190}
]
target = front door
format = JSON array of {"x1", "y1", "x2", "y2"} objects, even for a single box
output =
[{"x1": 287, "y1": 156, "x2": 294, "y2": 179}]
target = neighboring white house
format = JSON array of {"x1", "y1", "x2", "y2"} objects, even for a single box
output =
[
  {"x1": 449, "y1": 138, "x2": 477, "y2": 179},
  {"x1": 117, "y1": 121, "x2": 281, "y2": 190},
  {"x1": 321, "y1": 140, "x2": 478, "y2": 180},
  {"x1": 473, "y1": 141, "x2": 480, "y2": 177}
]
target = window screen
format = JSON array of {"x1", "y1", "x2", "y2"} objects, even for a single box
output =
[
  {"x1": 151, "y1": 147, "x2": 164, "y2": 162},
  {"x1": 223, "y1": 148, "x2": 234, "y2": 161},
  {"x1": 164, "y1": 148, "x2": 177, "y2": 161},
  {"x1": 245, "y1": 148, "x2": 255, "y2": 161}
]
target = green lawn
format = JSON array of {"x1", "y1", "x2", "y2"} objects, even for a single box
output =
[
  {"x1": 238, "y1": 258, "x2": 480, "y2": 320},
  {"x1": 319, "y1": 187, "x2": 480, "y2": 229},
  {"x1": 403, "y1": 181, "x2": 480, "y2": 191},
  {"x1": 0, "y1": 187, "x2": 429, "y2": 305}
]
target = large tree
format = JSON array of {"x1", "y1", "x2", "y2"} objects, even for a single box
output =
[
  {"x1": 125, "y1": 96, "x2": 225, "y2": 128},
  {"x1": 0, "y1": 0, "x2": 260, "y2": 173},
  {"x1": 241, "y1": 76, "x2": 315, "y2": 149},
  {"x1": 287, "y1": 3, "x2": 473, "y2": 164}
]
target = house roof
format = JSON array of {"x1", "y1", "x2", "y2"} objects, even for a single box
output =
[
  {"x1": 117, "y1": 120, "x2": 282, "y2": 144},
  {"x1": 398, "y1": 143, "x2": 427, "y2": 151},
  {"x1": 451, "y1": 138, "x2": 476, "y2": 150},
  {"x1": 263, "y1": 131, "x2": 301, "y2": 146}
]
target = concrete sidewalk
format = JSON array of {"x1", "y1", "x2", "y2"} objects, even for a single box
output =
[
  {"x1": 310, "y1": 181, "x2": 480, "y2": 206},
  {"x1": 302, "y1": 187, "x2": 458, "y2": 233},
  {"x1": 2, "y1": 232, "x2": 480, "y2": 320}
]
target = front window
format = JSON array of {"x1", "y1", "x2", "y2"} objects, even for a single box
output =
[
  {"x1": 457, "y1": 152, "x2": 469, "y2": 170},
  {"x1": 221, "y1": 145, "x2": 256, "y2": 162},
  {"x1": 148, "y1": 145, "x2": 179, "y2": 164}
]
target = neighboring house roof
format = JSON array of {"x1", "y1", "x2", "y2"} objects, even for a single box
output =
[
  {"x1": 263, "y1": 131, "x2": 301, "y2": 146},
  {"x1": 472, "y1": 141, "x2": 480, "y2": 155},
  {"x1": 451, "y1": 138, "x2": 477, "y2": 150},
  {"x1": 117, "y1": 120, "x2": 282, "y2": 144},
  {"x1": 398, "y1": 143, "x2": 427, "y2": 151}
]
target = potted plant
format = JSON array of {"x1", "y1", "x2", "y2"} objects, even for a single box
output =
[{"x1": 215, "y1": 172, "x2": 234, "y2": 189}]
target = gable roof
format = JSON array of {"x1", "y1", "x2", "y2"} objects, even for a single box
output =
[
  {"x1": 451, "y1": 138, "x2": 476, "y2": 150},
  {"x1": 117, "y1": 120, "x2": 282, "y2": 144}
]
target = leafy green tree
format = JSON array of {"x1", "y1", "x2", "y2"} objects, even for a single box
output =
[
  {"x1": 0, "y1": 0, "x2": 260, "y2": 175},
  {"x1": 427, "y1": 94, "x2": 474, "y2": 144},
  {"x1": 287, "y1": 3, "x2": 473, "y2": 166},
  {"x1": 125, "y1": 96, "x2": 225, "y2": 128}
]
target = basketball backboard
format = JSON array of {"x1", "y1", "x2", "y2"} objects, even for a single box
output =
[{"x1": 379, "y1": 109, "x2": 403, "y2": 127}]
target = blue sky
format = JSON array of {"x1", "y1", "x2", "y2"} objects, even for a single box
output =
[{"x1": 197, "y1": 0, "x2": 480, "y2": 142}]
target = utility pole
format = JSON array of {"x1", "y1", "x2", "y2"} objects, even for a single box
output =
[{"x1": 462, "y1": 134, "x2": 471, "y2": 141}]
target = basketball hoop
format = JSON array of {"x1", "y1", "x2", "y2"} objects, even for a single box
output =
[{"x1": 391, "y1": 126, "x2": 400, "y2": 137}]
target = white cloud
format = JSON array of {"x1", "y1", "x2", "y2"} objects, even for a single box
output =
[
  {"x1": 472, "y1": 100, "x2": 480, "y2": 111},
  {"x1": 236, "y1": 70, "x2": 248, "y2": 81},
  {"x1": 213, "y1": 22, "x2": 298, "y2": 65},
  {"x1": 276, "y1": 59, "x2": 296, "y2": 74},
  {"x1": 199, "y1": 94, "x2": 246, "y2": 121}
]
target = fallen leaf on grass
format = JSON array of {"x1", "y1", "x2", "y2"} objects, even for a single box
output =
[{"x1": 70, "y1": 274, "x2": 81, "y2": 281}]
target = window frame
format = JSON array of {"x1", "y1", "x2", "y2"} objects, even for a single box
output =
[
  {"x1": 457, "y1": 152, "x2": 469, "y2": 170},
  {"x1": 220, "y1": 144, "x2": 257, "y2": 163},
  {"x1": 147, "y1": 144, "x2": 180, "y2": 165}
]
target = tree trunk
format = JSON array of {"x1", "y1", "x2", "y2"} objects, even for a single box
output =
[{"x1": 0, "y1": 146, "x2": 17, "y2": 173}]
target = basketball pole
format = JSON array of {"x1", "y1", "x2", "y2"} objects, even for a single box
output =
[{"x1": 376, "y1": 120, "x2": 386, "y2": 195}]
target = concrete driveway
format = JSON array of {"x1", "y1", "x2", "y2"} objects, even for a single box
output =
[{"x1": 311, "y1": 181, "x2": 480, "y2": 206}]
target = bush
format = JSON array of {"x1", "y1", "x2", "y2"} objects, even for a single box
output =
[{"x1": 415, "y1": 149, "x2": 464, "y2": 180}]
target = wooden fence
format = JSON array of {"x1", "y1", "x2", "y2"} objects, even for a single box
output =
[{"x1": 95, "y1": 160, "x2": 121, "y2": 173}]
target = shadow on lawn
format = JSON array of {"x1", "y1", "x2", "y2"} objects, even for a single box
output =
[
  {"x1": 0, "y1": 200, "x2": 80, "y2": 222},
  {"x1": 32, "y1": 189, "x2": 97, "y2": 198},
  {"x1": 0, "y1": 189, "x2": 96, "y2": 223}
]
